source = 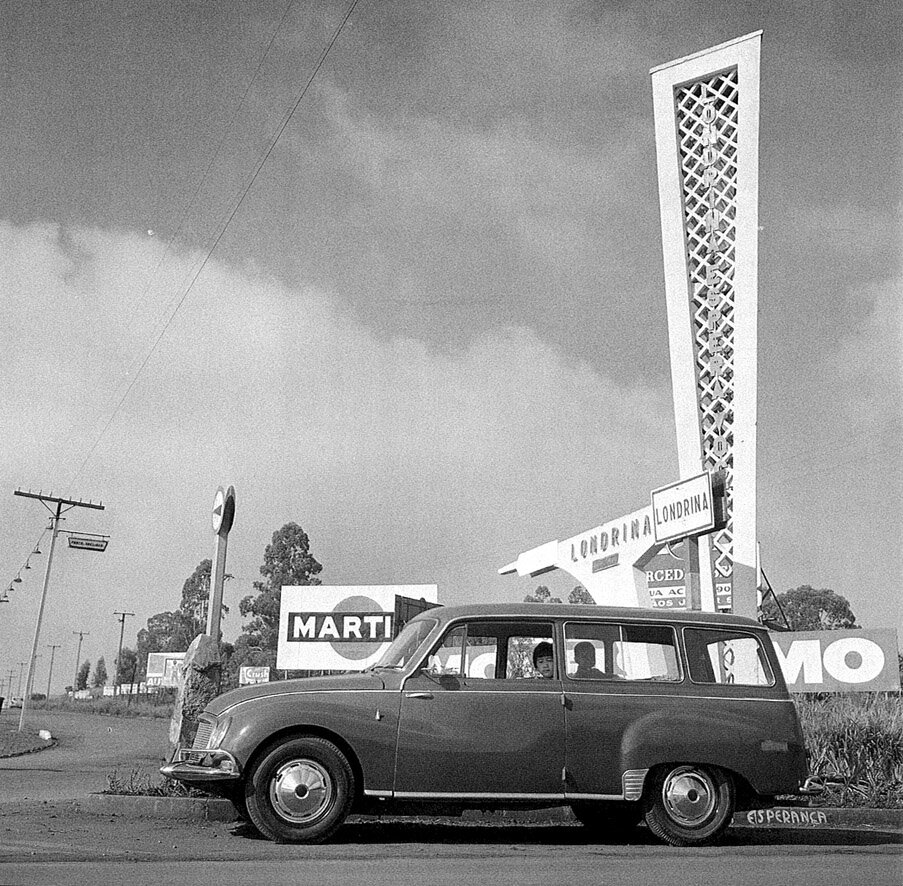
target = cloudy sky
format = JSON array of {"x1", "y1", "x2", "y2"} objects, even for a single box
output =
[{"x1": 1, "y1": 1, "x2": 899, "y2": 693}]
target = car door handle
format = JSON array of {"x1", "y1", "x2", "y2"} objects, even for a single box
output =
[{"x1": 404, "y1": 691, "x2": 434, "y2": 699}]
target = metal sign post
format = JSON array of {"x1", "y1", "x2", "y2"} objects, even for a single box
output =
[{"x1": 206, "y1": 486, "x2": 235, "y2": 644}]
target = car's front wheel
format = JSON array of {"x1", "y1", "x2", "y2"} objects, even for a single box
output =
[
  {"x1": 643, "y1": 763, "x2": 734, "y2": 846},
  {"x1": 244, "y1": 736, "x2": 355, "y2": 843}
]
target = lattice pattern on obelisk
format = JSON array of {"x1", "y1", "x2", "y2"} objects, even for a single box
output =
[{"x1": 675, "y1": 68, "x2": 740, "y2": 609}]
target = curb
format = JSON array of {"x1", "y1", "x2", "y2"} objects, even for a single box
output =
[
  {"x1": 733, "y1": 806, "x2": 902, "y2": 832},
  {"x1": 78, "y1": 795, "x2": 902, "y2": 833},
  {"x1": 0, "y1": 738, "x2": 57, "y2": 760},
  {"x1": 78, "y1": 794, "x2": 238, "y2": 822}
]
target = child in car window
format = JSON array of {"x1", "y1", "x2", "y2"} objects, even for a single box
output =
[{"x1": 532, "y1": 641, "x2": 555, "y2": 678}]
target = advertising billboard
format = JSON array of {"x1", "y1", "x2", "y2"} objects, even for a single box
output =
[
  {"x1": 770, "y1": 629, "x2": 900, "y2": 693},
  {"x1": 145, "y1": 651, "x2": 186, "y2": 688},
  {"x1": 277, "y1": 585, "x2": 439, "y2": 671}
]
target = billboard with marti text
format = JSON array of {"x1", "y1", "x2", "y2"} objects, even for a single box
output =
[
  {"x1": 770, "y1": 629, "x2": 900, "y2": 693},
  {"x1": 277, "y1": 585, "x2": 439, "y2": 671}
]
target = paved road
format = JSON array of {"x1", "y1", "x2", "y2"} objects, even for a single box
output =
[
  {"x1": 0, "y1": 710, "x2": 898, "y2": 886},
  {"x1": 0, "y1": 808, "x2": 898, "y2": 886},
  {"x1": 0, "y1": 708, "x2": 169, "y2": 800}
]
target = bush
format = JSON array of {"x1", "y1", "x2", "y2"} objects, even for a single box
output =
[
  {"x1": 796, "y1": 693, "x2": 903, "y2": 808},
  {"x1": 105, "y1": 767, "x2": 211, "y2": 798}
]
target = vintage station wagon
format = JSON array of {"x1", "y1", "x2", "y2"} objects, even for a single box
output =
[{"x1": 162, "y1": 603, "x2": 817, "y2": 846}]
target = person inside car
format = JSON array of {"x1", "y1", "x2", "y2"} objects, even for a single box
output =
[
  {"x1": 573, "y1": 641, "x2": 605, "y2": 679},
  {"x1": 532, "y1": 641, "x2": 555, "y2": 678}
]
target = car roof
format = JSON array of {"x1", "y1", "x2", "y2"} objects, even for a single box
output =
[{"x1": 412, "y1": 601, "x2": 762, "y2": 630}]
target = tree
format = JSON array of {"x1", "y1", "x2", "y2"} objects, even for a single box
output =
[
  {"x1": 76, "y1": 659, "x2": 90, "y2": 691},
  {"x1": 238, "y1": 523, "x2": 323, "y2": 661},
  {"x1": 135, "y1": 559, "x2": 231, "y2": 680},
  {"x1": 761, "y1": 585, "x2": 859, "y2": 631},
  {"x1": 115, "y1": 647, "x2": 138, "y2": 686},
  {"x1": 92, "y1": 656, "x2": 108, "y2": 688},
  {"x1": 568, "y1": 585, "x2": 595, "y2": 605},
  {"x1": 524, "y1": 585, "x2": 594, "y2": 605},
  {"x1": 179, "y1": 558, "x2": 229, "y2": 634},
  {"x1": 524, "y1": 585, "x2": 562, "y2": 604}
]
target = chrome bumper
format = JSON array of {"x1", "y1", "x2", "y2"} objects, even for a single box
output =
[{"x1": 160, "y1": 748, "x2": 241, "y2": 783}]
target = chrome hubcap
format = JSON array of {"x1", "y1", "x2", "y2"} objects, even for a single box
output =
[
  {"x1": 269, "y1": 759, "x2": 333, "y2": 824},
  {"x1": 662, "y1": 766, "x2": 716, "y2": 827}
]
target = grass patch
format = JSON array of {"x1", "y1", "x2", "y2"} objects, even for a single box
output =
[
  {"x1": 0, "y1": 718, "x2": 52, "y2": 758},
  {"x1": 105, "y1": 766, "x2": 212, "y2": 798},
  {"x1": 797, "y1": 693, "x2": 903, "y2": 808},
  {"x1": 37, "y1": 695, "x2": 174, "y2": 719}
]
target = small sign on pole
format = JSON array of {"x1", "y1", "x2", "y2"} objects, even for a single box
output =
[
  {"x1": 67, "y1": 536, "x2": 108, "y2": 552},
  {"x1": 651, "y1": 472, "x2": 716, "y2": 545}
]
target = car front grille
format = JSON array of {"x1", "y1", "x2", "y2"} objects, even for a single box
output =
[{"x1": 192, "y1": 720, "x2": 213, "y2": 750}]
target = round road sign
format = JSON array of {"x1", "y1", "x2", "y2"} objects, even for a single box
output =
[
  {"x1": 211, "y1": 487, "x2": 226, "y2": 533},
  {"x1": 211, "y1": 486, "x2": 235, "y2": 536}
]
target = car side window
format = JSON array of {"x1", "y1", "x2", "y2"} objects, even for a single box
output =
[
  {"x1": 505, "y1": 632, "x2": 556, "y2": 680},
  {"x1": 424, "y1": 621, "x2": 555, "y2": 680},
  {"x1": 684, "y1": 628, "x2": 775, "y2": 686},
  {"x1": 426, "y1": 626, "x2": 466, "y2": 676},
  {"x1": 564, "y1": 622, "x2": 681, "y2": 682}
]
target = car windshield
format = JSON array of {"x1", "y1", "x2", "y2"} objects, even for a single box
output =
[{"x1": 373, "y1": 618, "x2": 438, "y2": 669}]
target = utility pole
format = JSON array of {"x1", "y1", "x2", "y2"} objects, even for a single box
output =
[
  {"x1": 5, "y1": 670, "x2": 14, "y2": 701},
  {"x1": 13, "y1": 489, "x2": 104, "y2": 732},
  {"x1": 17, "y1": 662, "x2": 26, "y2": 698},
  {"x1": 113, "y1": 611, "x2": 135, "y2": 695},
  {"x1": 72, "y1": 631, "x2": 90, "y2": 693},
  {"x1": 44, "y1": 644, "x2": 61, "y2": 701}
]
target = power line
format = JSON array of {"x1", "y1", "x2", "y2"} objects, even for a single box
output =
[{"x1": 66, "y1": 0, "x2": 303, "y2": 494}]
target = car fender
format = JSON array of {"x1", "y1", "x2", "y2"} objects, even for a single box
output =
[
  {"x1": 224, "y1": 688, "x2": 401, "y2": 794},
  {"x1": 618, "y1": 701, "x2": 805, "y2": 796}
]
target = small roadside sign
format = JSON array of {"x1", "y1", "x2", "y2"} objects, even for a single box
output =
[
  {"x1": 651, "y1": 472, "x2": 715, "y2": 544},
  {"x1": 67, "y1": 535, "x2": 108, "y2": 552},
  {"x1": 240, "y1": 666, "x2": 270, "y2": 685}
]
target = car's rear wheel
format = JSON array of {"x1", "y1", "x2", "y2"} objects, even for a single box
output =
[
  {"x1": 244, "y1": 736, "x2": 354, "y2": 843},
  {"x1": 644, "y1": 764, "x2": 734, "y2": 846},
  {"x1": 571, "y1": 800, "x2": 643, "y2": 839}
]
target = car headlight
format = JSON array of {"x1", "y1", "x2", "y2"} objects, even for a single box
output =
[{"x1": 208, "y1": 716, "x2": 231, "y2": 749}]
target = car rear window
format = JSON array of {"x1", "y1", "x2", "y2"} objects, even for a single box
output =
[
  {"x1": 563, "y1": 622, "x2": 681, "y2": 682},
  {"x1": 683, "y1": 628, "x2": 775, "y2": 686}
]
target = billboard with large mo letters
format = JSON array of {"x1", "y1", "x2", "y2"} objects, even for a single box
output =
[{"x1": 770, "y1": 629, "x2": 899, "y2": 693}]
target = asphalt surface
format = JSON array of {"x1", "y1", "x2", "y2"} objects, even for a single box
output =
[
  {"x1": 0, "y1": 805, "x2": 898, "y2": 886},
  {"x1": 0, "y1": 708, "x2": 898, "y2": 886},
  {"x1": 0, "y1": 707, "x2": 168, "y2": 801}
]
